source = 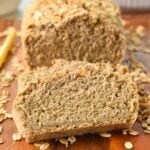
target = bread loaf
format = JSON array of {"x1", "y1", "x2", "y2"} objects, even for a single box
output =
[
  {"x1": 13, "y1": 60, "x2": 139, "y2": 143},
  {"x1": 22, "y1": 0, "x2": 126, "y2": 68}
]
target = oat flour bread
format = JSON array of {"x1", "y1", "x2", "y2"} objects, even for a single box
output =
[
  {"x1": 22, "y1": 0, "x2": 126, "y2": 68},
  {"x1": 13, "y1": 60, "x2": 139, "y2": 143}
]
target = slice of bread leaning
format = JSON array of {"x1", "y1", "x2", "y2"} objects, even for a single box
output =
[{"x1": 13, "y1": 60, "x2": 139, "y2": 143}]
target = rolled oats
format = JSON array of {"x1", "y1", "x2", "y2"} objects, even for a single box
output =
[
  {"x1": 142, "y1": 122, "x2": 148, "y2": 128},
  {"x1": 146, "y1": 118, "x2": 150, "y2": 125},
  {"x1": 39, "y1": 143, "x2": 49, "y2": 150},
  {"x1": 68, "y1": 136, "x2": 76, "y2": 144},
  {"x1": 144, "y1": 130, "x2": 150, "y2": 134},
  {"x1": 99, "y1": 133, "x2": 111, "y2": 138},
  {"x1": 0, "y1": 115, "x2": 6, "y2": 123},
  {"x1": 5, "y1": 113, "x2": 13, "y2": 119},
  {"x1": 12, "y1": 133, "x2": 22, "y2": 141},
  {"x1": 128, "y1": 130, "x2": 139, "y2": 136},
  {"x1": 122, "y1": 130, "x2": 128, "y2": 135},
  {"x1": 146, "y1": 126, "x2": 150, "y2": 131},
  {"x1": 135, "y1": 25, "x2": 145, "y2": 37},
  {"x1": 0, "y1": 138, "x2": 4, "y2": 144},
  {"x1": 59, "y1": 138, "x2": 69, "y2": 148},
  {"x1": 124, "y1": 141, "x2": 134, "y2": 150},
  {"x1": 0, "y1": 126, "x2": 3, "y2": 134}
]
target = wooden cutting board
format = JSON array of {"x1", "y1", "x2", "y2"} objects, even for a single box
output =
[{"x1": 0, "y1": 12, "x2": 150, "y2": 150}]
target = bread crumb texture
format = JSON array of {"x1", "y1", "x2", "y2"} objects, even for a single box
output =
[
  {"x1": 22, "y1": 0, "x2": 126, "y2": 68},
  {"x1": 13, "y1": 60, "x2": 139, "y2": 143}
]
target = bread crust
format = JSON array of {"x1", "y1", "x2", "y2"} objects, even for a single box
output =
[
  {"x1": 13, "y1": 106, "x2": 134, "y2": 143},
  {"x1": 13, "y1": 100, "x2": 138, "y2": 143},
  {"x1": 13, "y1": 60, "x2": 139, "y2": 143}
]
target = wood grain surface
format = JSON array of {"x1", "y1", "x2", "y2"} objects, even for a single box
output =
[{"x1": 0, "y1": 12, "x2": 150, "y2": 150}]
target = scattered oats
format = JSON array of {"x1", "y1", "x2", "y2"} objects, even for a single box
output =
[
  {"x1": 59, "y1": 138, "x2": 69, "y2": 148},
  {"x1": 125, "y1": 24, "x2": 150, "y2": 137},
  {"x1": 0, "y1": 115, "x2": 6, "y2": 123},
  {"x1": 127, "y1": 45, "x2": 150, "y2": 54},
  {"x1": 3, "y1": 72, "x2": 14, "y2": 82},
  {"x1": 135, "y1": 25, "x2": 145, "y2": 37},
  {"x1": 142, "y1": 122, "x2": 148, "y2": 128},
  {"x1": 146, "y1": 118, "x2": 150, "y2": 125},
  {"x1": 0, "y1": 108, "x2": 7, "y2": 114},
  {"x1": 99, "y1": 133, "x2": 111, "y2": 138},
  {"x1": 144, "y1": 130, "x2": 150, "y2": 134},
  {"x1": 146, "y1": 126, "x2": 150, "y2": 131},
  {"x1": 0, "y1": 96, "x2": 7, "y2": 100},
  {"x1": 128, "y1": 53, "x2": 146, "y2": 71},
  {"x1": 34, "y1": 143, "x2": 41, "y2": 147},
  {"x1": 122, "y1": 130, "x2": 128, "y2": 135},
  {"x1": 125, "y1": 25, "x2": 150, "y2": 77},
  {"x1": 0, "y1": 111, "x2": 6, "y2": 123},
  {"x1": 128, "y1": 130, "x2": 139, "y2": 136},
  {"x1": 1, "y1": 83, "x2": 10, "y2": 87},
  {"x1": 130, "y1": 35, "x2": 141, "y2": 45},
  {"x1": 12, "y1": 133, "x2": 22, "y2": 141},
  {"x1": 130, "y1": 69, "x2": 150, "y2": 126},
  {"x1": 2, "y1": 90, "x2": 9, "y2": 97},
  {"x1": 122, "y1": 129, "x2": 138, "y2": 135},
  {"x1": 68, "y1": 136, "x2": 76, "y2": 144},
  {"x1": 124, "y1": 141, "x2": 133, "y2": 150},
  {"x1": 0, "y1": 71, "x2": 14, "y2": 87},
  {"x1": 0, "y1": 138, "x2": 4, "y2": 144},
  {"x1": 0, "y1": 97, "x2": 7, "y2": 108},
  {"x1": 5, "y1": 113, "x2": 13, "y2": 119},
  {"x1": 34, "y1": 142, "x2": 46, "y2": 147},
  {"x1": 142, "y1": 48, "x2": 150, "y2": 54},
  {"x1": 0, "y1": 126, "x2": 3, "y2": 134},
  {"x1": 39, "y1": 143, "x2": 49, "y2": 150}
]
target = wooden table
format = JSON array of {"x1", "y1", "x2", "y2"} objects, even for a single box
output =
[{"x1": 0, "y1": 12, "x2": 150, "y2": 150}]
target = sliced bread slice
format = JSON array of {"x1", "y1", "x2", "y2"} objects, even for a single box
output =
[{"x1": 13, "y1": 60, "x2": 139, "y2": 143}]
